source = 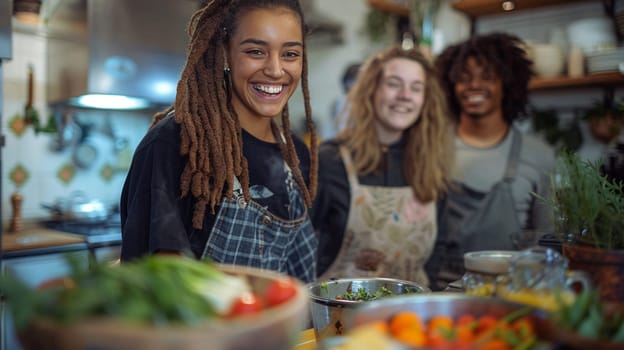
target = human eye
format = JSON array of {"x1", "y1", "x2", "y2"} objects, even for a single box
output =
[
  {"x1": 411, "y1": 83, "x2": 424, "y2": 93},
  {"x1": 385, "y1": 78, "x2": 402, "y2": 88},
  {"x1": 457, "y1": 73, "x2": 471, "y2": 83},
  {"x1": 282, "y1": 51, "x2": 301, "y2": 62},
  {"x1": 244, "y1": 48, "x2": 265, "y2": 57},
  {"x1": 482, "y1": 72, "x2": 496, "y2": 81},
  {"x1": 283, "y1": 50, "x2": 301, "y2": 58}
]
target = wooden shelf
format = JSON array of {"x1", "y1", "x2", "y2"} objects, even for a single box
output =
[
  {"x1": 452, "y1": 0, "x2": 588, "y2": 17},
  {"x1": 368, "y1": 0, "x2": 409, "y2": 17},
  {"x1": 529, "y1": 72, "x2": 624, "y2": 91}
]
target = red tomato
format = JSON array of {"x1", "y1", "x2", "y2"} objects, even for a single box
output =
[
  {"x1": 264, "y1": 278, "x2": 298, "y2": 307},
  {"x1": 228, "y1": 292, "x2": 263, "y2": 317}
]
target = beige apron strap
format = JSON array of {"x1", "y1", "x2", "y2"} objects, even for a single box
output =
[{"x1": 338, "y1": 146, "x2": 360, "y2": 187}]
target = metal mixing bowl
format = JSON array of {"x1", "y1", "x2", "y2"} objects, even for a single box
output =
[{"x1": 308, "y1": 278, "x2": 430, "y2": 341}]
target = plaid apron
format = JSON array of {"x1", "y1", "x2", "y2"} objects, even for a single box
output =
[{"x1": 201, "y1": 166, "x2": 317, "y2": 283}]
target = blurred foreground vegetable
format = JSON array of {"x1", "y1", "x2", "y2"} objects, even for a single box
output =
[
  {"x1": 0, "y1": 255, "x2": 253, "y2": 330},
  {"x1": 552, "y1": 289, "x2": 624, "y2": 342}
]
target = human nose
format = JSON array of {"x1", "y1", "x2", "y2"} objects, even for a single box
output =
[
  {"x1": 397, "y1": 86, "x2": 412, "y2": 100},
  {"x1": 467, "y1": 75, "x2": 484, "y2": 88},
  {"x1": 264, "y1": 54, "x2": 284, "y2": 78}
]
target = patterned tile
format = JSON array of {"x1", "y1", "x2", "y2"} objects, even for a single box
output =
[
  {"x1": 99, "y1": 163, "x2": 115, "y2": 182},
  {"x1": 8, "y1": 114, "x2": 26, "y2": 137},
  {"x1": 57, "y1": 163, "x2": 76, "y2": 185},
  {"x1": 9, "y1": 163, "x2": 29, "y2": 188}
]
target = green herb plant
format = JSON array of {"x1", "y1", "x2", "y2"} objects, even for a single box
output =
[{"x1": 538, "y1": 150, "x2": 624, "y2": 250}]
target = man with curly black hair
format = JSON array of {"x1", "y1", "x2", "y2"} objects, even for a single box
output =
[{"x1": 429, "y1": 32, "x2": 556, "y2": 288}]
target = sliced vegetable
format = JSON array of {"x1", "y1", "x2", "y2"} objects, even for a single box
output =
[
  {"x1": 228, "y1": 292, "x2": 263, "y2": 317},
  {"x1": 264, "y1": 278, "x2": 298, "y2": 306},
  {"x1": 375, "y1": 310, "x2": 540, "y2": 350}
]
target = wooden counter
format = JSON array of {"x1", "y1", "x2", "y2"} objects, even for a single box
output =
[
  {"x1": 294, "y1": 328, "x2": 316, "y2": 350},
  {"x1": 2, "y1": 226, "x2": 87, "y2": 253}
]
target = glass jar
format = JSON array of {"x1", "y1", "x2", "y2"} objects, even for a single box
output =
[
  {"x1": 497, "y1": 247, "x2": 590, "y2": 311},
  {"x1": 462, "y1": 250, "x2": 518, "y2": 296}
]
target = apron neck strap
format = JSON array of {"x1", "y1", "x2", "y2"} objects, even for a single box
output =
[
  {"x1": 503, "y1": 128, "x2": 522, "y2": 181},
  {"x1": 339, "y1": 146, "x2": 360, "y2": 186}
]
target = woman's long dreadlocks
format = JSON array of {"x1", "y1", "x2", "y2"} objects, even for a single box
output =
[{"x1": 151, "y1": 0, "x2": 318, "y2": 229}]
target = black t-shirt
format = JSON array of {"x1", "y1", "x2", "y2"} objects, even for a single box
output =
[{"x1": 120, "y1": 114, "x2": 310, "y2": 261}]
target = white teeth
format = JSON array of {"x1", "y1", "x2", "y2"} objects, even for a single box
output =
[
  {"x1": 392, "y1": 105, "x2": 411, "y2": 113},
  {"x1": 254, "y1": 84, "x2": 283, "y2": 94},
  {"x1": 468, "y1": 95, "x2": 485, "y2": 102}
]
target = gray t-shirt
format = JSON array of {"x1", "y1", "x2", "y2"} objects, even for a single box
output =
[{"x1": 452, "y1": 127, "x2": 556, "y2": 231}]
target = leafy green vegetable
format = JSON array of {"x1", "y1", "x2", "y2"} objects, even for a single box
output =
[
  {"x1": 335, "y1": 285, "x2": 418, "y2": 302},
  {"x1": 0, "y1": 255, "x2": 249, "y2": 330},
  {"x1": 552, "y1": 289, "x2": 624, "y2": 342}
]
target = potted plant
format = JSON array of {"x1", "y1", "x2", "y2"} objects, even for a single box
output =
[{"x1": 539, "y1": 151, "x2": 624, "y2": 301}]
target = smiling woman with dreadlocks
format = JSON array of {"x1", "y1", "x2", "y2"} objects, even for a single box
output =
[{"x1": 120, "y1": 0, "x2": 319, "y2": 282}]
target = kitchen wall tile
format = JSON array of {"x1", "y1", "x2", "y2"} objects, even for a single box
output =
[{"x1": 2, "y1": 32, "x2": 152, "y2": 223}]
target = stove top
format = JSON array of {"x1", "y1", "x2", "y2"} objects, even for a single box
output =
[{"x1": 41, "y1": 218, "x2": 121, "y2": 245}]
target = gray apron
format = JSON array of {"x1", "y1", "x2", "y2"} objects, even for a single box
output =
[
  {"x1": 439, "y1": 129, "x2": 522, "y2": 282},
  {"x1": 200, "y1": 167, "x2": 317, "y2": 283}
]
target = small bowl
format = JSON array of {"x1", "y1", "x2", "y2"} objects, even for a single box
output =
[
  {"x1": 307, "y1": 277, "x2": 430, "y2": 342},
  {"x1": 464, "y1": 250, "x2": 518, "y2": 275},
  {"x1": 528, "y1": 43, "x2": 565, "y2": 77}
]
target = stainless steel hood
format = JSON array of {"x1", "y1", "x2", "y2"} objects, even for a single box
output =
[{"x1": 46, "y1": 0, "x2": 200, "y2": 110}]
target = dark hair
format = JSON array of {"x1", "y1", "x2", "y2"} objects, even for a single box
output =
[
  {"x1": 151, "y1": 0, "x2": 317, "y2": 229},
  {"x1": 436, "y1": 32, "x2": 534, "y2": 124},
  {"x1": 341, "y1": 63, "x2": 361, "y2": 93}
]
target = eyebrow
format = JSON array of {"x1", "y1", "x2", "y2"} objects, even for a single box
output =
[
  {"x1": 239, "y1": 38, "x2": 303, "y2": 48},
  {"x1": 386, "y1": 75, "x2": 425, "y2": 84}
]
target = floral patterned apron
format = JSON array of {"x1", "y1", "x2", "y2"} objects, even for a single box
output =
[{"x1": 319, "y1": 147, "x2": 436, "y2": 285}]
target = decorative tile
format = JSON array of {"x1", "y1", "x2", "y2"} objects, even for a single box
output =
[
  {"x1": 9, "y1": 114, "x2": 26, "y2": 137},
  {"x1": 57, "y1": 163, "x2": 76, "y2": 185},
  {"x1": 100, "y1": 163, "x2": 115, "y2": 182},
  {"x1": 9, "y1": 164, "x2": 29, "y2": 188}
]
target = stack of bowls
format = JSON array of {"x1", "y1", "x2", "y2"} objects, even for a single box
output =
[
  {"x1": 567, "y1": 17, "x2": 617, "y2": 54},
  {"x1": 586, "y1": 47, "x2": 624, "y2": 74}
]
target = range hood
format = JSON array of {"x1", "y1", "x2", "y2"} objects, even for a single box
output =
[{"x1": 46, "y1": 0, "x2": 200, "y2": 110}]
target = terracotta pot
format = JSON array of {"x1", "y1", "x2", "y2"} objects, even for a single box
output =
[{"x1": 562, "y1": 243, "x2": 624, "y2": 302}]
